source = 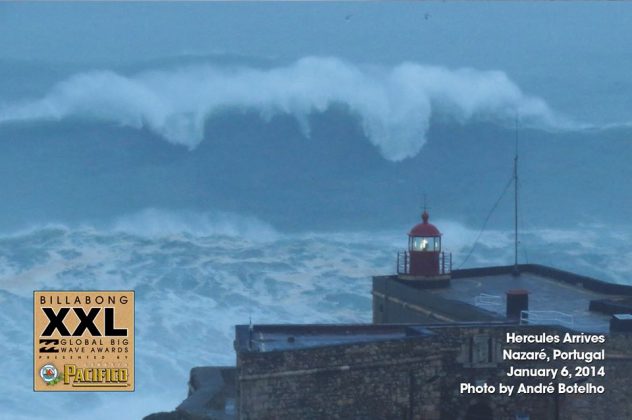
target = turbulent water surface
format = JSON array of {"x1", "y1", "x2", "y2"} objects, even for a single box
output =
[
  {"x1": 2, "y1": 210, "x2": 631, "y2": 419},
  {"x1": 2, "y1": 3, "x2": 632, "y2": 419}
]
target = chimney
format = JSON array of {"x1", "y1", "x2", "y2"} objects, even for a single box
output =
[{"x1": 506, "y1": 289, "x2": 529, "y2": 320}]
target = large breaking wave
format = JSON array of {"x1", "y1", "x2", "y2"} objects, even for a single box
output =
[
  {"x1": 0, "y1": 56, "x2": 630, "y2": 420},
  {"x1": 0, "y1": 57, "x2": 577, "y2": 160}
]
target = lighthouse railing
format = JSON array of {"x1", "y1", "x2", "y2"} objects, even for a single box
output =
[
  {"x1": 439, "y1": 252, "x2": 452, "y2": 275},
  {"x1": 397, "y1": 250, "x2": 409, "y2": 274}
]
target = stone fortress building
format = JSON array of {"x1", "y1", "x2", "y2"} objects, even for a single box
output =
[{"x1": 147, "y1": 212, "x2": 632, "y2": 420}]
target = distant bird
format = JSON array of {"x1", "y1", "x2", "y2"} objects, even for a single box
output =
[
  {"x1": 424, "y1": 13, "x2": 431, "y2": 20},
  {"x1": 345, "y1": 14, "x2": 353, "y2": 21}
]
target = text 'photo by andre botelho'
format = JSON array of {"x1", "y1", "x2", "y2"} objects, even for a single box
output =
[{"x1": 2, "y1": 2, "x2": 632, "y2": 420}]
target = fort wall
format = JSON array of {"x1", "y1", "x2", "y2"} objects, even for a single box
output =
[{"x1": 236, "y1": 325, "x2": 630, "y2": 419}]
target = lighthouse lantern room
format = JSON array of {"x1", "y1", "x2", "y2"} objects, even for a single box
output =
[{"x1": 397, "y1": 210, "x2": 451, "y2": 285}]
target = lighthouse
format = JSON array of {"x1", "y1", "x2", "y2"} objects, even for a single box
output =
[{"x1": 397, "y1": 210, "x2": 451, "y2": 286}]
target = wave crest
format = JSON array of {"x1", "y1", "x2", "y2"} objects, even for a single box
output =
[{"x1": 0, "y1": 57, "x2": 575, "y2": 161}]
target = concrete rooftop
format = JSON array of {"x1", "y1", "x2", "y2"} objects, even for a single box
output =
[{"x1": 433, "y1": 272, "x2": 613, "y2": 333}]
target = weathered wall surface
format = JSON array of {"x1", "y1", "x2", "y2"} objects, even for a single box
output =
[
  {"x1": 237, "y1": 326, "x2": 631, "y2": 420},
  {"x1": 560, "y1": 332, "x2": 632, "y2": 420}
]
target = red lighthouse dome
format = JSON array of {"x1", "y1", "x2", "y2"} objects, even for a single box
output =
[
  {"x1": 409, "y1": 210, "x2": 441, "y2": 237},
  {"x1": 397, "y1": 210, "x2": 451, "y2": 283}
]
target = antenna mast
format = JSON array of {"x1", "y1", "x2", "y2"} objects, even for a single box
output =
[{"x1": 513, "y1": 115, "x2": 520, "y2": 276}]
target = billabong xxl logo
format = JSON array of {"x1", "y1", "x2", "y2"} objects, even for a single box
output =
[
  {"x1": 41, "y1": 307, "x2": 127, "y2": 336},
  {"x1": 34, "y1": 291, "x2": 134, "y2": 392}
]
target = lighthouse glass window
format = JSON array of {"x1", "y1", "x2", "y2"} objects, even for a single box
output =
[{"x1": 411, "y1": 237, "x2": 440, "y2": 252}]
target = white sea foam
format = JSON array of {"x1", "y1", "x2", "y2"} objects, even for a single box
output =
[
  {"x1": 1, "y1": 210, "x2": 630, "y2": 419},
  {"x1": 110, "y1": 208, "x2": 280, "y2": 241},
  {"x1": 0, "y1": 57, "x2": 578, "y2": 161}
]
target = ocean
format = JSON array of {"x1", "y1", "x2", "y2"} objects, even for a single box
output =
[{"x1": 1, "y1": 49, "x2": 631, "y2": 418}]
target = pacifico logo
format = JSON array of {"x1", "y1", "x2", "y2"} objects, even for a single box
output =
[{"x1": 33, "y1": 291, "x2": 134, "y2": 392}]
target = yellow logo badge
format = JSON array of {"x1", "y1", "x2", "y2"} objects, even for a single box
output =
[{"x1": 34, "y1": 291, "x2": 134, "y2": 391}]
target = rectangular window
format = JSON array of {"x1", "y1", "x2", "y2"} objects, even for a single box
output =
[{"x1": 411, "y1": 237, "x2": 440, "y2": 251}]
